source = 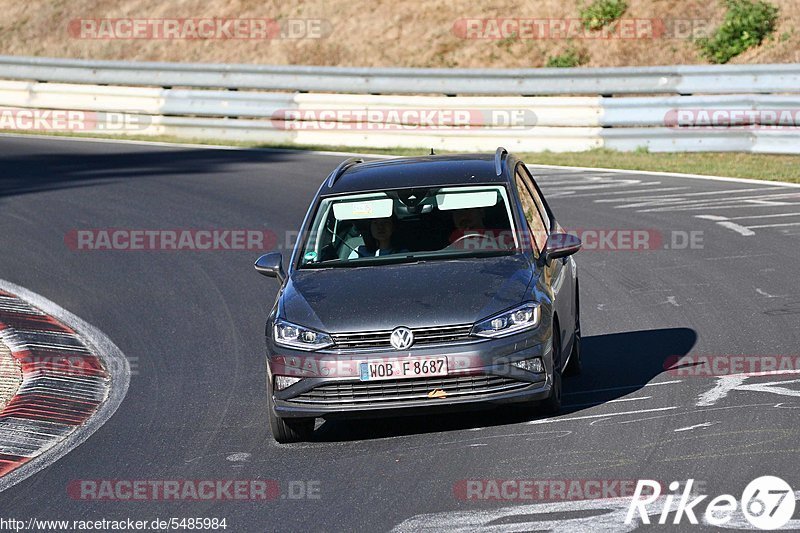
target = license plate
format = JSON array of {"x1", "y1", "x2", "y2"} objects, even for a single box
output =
[{"x1": 359, "y1": 357, "x2": 448, "y2": 381}]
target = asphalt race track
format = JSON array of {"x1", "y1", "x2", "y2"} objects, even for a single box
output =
[{"x1": 1, "y1": 135, "x2": 799, "y2": 531}]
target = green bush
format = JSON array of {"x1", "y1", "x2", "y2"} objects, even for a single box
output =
[
  {"x1": 697, "y1": 0, "x2": 780, "y2": 63},
  {"x1": 580, "y1": 0, "x2": 628, "y2": 31},
  {"x1": 546, "y1": 47, "x2": 590, "y2": 68}
]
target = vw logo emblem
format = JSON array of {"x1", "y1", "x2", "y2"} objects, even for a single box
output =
[{"x1": 390, "y1": 327, "x2": 414, "y2": 350}]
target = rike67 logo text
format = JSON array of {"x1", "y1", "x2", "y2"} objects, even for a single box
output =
[{"x1": 626, "y1": 477, "x2": 795, "y2": 530}]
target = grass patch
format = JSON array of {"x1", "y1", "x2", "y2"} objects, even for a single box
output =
[
  {"x1": 697, "y1": 0, "x2": 780, "y2": 63},
  {"x1": 579, "y1": 0, "x2": 628, "y2": 31},
  {"x1": 3, "y1": 131, "x2": 799, "y2": 184},
  {"x1": 545, "y1": 46, "x2": 590, "y2": 68},
  {"x1": 519, "y1": 149, "x2": 800, "y2": 183}
]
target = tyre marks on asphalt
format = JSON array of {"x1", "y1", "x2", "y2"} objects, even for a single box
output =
[
  {"x1": 696, "y1": 370, "x2": 800, "y2": 407},
  {"x1": 393, "y1": 491, "x2": 800, "y2": 532},
  {"x1": 0, "y1": 289, "x2": 110, "y2": 480},
  {"x1": 530, "y1": 167, "x2": 800, "y2": 237},
  {"x1": 513, "y1": 363, "x2": 800, "y2": 435},
  {"x1": 539, "y1": 384, "x2": 800, "y2": 434},
  {"x1": 529, "y1": 167, "x2": 800, "y2": 433},
  {"x1": 528, "y1": 406, "x2": 679, "y2": 425},
  {"x1": 697, "y1": 211, "x2": 800, "y2": 236},
  {"x1": 673, "y1": 421, "x2": 719, "y2": 432}
]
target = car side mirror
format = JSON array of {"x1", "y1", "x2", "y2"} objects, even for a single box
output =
[
  {"x1": 254, "y1": 252, "x2": 285, "y2": 282},
  {"x1": 543, "y1": 233, "x2": 582, "y2": 262}
]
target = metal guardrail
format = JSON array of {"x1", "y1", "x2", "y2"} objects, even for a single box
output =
[
  {"x1": 3, "y1": 81, "x2": 799, "y2": 128},
  {"x1": 1, "y1": 57, "x2": 799, "y2": 154},
  {"x1": 1, "y1": 55, "x2": 800, "y2": 95}
]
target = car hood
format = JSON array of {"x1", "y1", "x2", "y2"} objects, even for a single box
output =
[{"x1": 280, "y1": 256, "x2": 534, "y2": 333}]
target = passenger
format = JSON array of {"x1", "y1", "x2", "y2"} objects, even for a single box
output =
[{"x1": 349, "y1": 216, "x2": 405, "y2": 258}]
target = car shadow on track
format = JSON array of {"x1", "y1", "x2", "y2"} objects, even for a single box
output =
[
  {"x1": 0, "y1": 144, "x2": 301, "y2": 198},
  {"x1": 309, "y1": 327, "x2": 697, "y2": 442}
]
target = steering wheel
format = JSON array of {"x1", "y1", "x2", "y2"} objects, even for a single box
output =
[{"x1": 447, "y1": 232, "x2": 494, "y2": 248}]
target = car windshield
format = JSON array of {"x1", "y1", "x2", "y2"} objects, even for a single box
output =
[{"x1": 298, "y1": 185, "x2": 520, "y2": 268}]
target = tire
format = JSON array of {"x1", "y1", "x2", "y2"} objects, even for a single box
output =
[
  {"x1": 268, "y1": 395, "x2": 314, "y2": 444},
  {"x1": 564, "y1": 288, "x2": 582, "y2": 376},
  {"x1": 540, "y1": 324, "x2": 562, "y2": 415}
]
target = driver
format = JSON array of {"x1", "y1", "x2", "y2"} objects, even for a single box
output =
[{"x1": 448, "y1": 208, "x2": 499, "y2": 250}]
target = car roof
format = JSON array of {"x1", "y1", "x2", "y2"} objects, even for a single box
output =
[{"x1": 321, "y1": 153, "x2": 515, "y2": 196}]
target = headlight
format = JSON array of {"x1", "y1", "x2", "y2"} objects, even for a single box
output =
[
  {"x1": 273, "y1": 319, "x2": 333, "y2": 351},
  {"x1": 472, "y1": 303, "x2": 540, "y2": 338}
]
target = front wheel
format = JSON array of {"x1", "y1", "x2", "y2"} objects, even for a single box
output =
[
  {"x1": 268, "y1": 396, "x2": 314, "y2": 443},
  {"x1": 540, "y1": 326, "x2": 562, "y2": 415},
  {"x1": 540, "y1": 368, "x2": 562, "y2": 415}
]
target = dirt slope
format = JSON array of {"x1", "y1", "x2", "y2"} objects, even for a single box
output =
[{"x1": 0, "y1": 0, "x2": 797, "y2": 67}]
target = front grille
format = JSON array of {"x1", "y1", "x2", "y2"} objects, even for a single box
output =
[
  {"x1": 331, "y1": 324, "x2": 473, "y2": 350},
  {"x1": 288, "y1": 374, "x2": 529, "y2": 405}
]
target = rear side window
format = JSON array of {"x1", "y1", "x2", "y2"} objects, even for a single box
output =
[
  {"x1": 515, "y1": 165, "x2": 548, "y2": 253},
  {"x1": 517, "y1": 164, "x2": 551, "y2": 232}
]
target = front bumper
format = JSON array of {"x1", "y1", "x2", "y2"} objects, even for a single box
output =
[{"x1": 267, "y1": 329, "x2": 553, "y2": 419}]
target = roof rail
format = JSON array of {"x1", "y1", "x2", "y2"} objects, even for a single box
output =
[
  {"x1": 326, "y1": 157, "x2": 364, "y2": 188},
  {"x1": 494, "y1": 147, "x2": 508, "y2": 176}
]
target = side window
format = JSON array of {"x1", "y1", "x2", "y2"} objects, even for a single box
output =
[
  {"x1": 518, "y1": 164, "x2": 551, "y2": 232},
  {"x1": 515, "y1": 166, "x2": 548, "y2": 253}
]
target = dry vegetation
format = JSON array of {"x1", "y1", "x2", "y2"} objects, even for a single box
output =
[{"x1": 0, "y1": 0, "x2": 797, "y2": 67}]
